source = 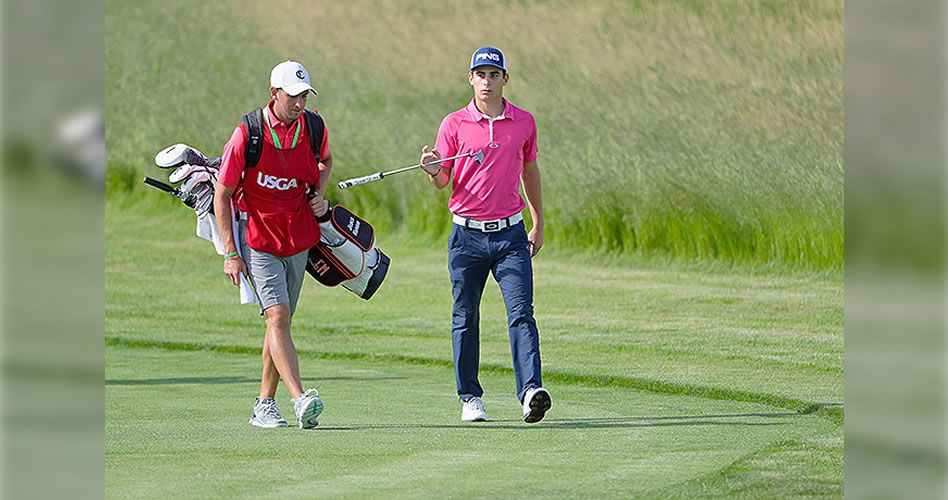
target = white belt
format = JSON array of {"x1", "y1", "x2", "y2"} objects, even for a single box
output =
[
  {"x1": 452, "y1": 212, "x2": 523, "y2": 232},
  {"x1": 238, "y1": 211, "x2": 247, "y2": 221}
]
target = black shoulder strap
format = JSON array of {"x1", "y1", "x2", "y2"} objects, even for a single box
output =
[
  {"x1": 241, "y1": 108, "x2": 264, "y2": 168},
  {"x1": 303, "y1": 109, "x2": 326, "y2": 161},
  {"x1": 242, "y1": 108, "x2": 323, "y2": 167}
]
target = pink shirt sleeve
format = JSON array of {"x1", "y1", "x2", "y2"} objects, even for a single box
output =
[
  {"x1": 218, "y1": 124, "x2": 247, "y2": 187},
  {"x1": 434, "y1": 114, "x2": 458, "y2": 169},
  {"x1": 523, "y1": 115, "x2": 538, "y2": 163}
]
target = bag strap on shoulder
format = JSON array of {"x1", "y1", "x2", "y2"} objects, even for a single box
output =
[
  {"x1": 242, "y1": 108, "x2": 324, "y2": 167},
  {"x1": 241, "y1": 108, "x2": 264, "y2": 168},
  {"x1": 303, "y1": 109, "x2": 325, "y2": 161}
]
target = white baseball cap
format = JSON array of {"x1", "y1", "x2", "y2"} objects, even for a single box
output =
[{"x1": 270, "y1": 61, "x2": 317, "y2": 96}]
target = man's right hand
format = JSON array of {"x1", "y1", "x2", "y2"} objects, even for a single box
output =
[
  {"x1": 224, "y1": 255, "x2": 248, "y2": 286},
  {"x1": 419, "y1": 145, "x2": 442, "y2": 176}
]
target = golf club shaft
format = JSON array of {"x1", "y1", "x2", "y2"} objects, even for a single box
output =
[
  {"x1": 337, "y1": 152, "x2": 474, "y2": 189},
  {"x1": 386, "y1": 151, "x2": 475, "y2": 176}
]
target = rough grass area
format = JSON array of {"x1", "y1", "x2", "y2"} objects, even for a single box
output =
[{"x1": 106, "y1": 0, "x2": 842, "y2": 270}]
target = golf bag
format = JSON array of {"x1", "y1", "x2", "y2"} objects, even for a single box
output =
[
  {"x1": 148, "y1": 143, "x2": 391, "y2": 300},
  {"x1": 306, "y1": 205, "x2": 391, "y2": 300}
]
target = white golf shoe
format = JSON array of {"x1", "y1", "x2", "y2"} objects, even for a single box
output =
[
  {"x1": 461, "y1": 397, "x2": 487, "y2": 422},
  {"x1": 522, "y1": 387, "x2": 551, "y2": 423},
  {"x1": 293, "y1": 389, "x2": 324, "y2": 429},
  {"x1": 249, "y1": 397, "x2": 289, "y2": 428}
]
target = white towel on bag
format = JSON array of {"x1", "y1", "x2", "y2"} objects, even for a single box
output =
[{"x1": 195, "y1": 207, "x2": 258, "y2": 305}]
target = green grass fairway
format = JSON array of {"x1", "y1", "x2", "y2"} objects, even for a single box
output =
[
  {"x1": 106, "y1": 210, "x2": 842, "y2": 498},
  {"x1": 106, "y1": 346, "x2": 839, "y2": 499}
]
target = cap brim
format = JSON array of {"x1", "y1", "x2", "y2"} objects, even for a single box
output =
[
  {"x1": 282, "y1": 83, "x2": 317, "y2": 96},
  {"x1": 470, "y1": 62, "x2": 506, "y2": 71}
]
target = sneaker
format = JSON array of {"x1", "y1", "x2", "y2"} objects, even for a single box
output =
[
  {"x1": 522, "y1": 387, "x2": 551, "y2": 423},
  {"x1": 461, "y1": 397, "x2": 487, "y2": 422},
  {"x1": 293, "y1": 389, "x2": 324, "y2": 429},
  {"x1": 249, "y1": 397, "x2": 289, "y2": 428}
]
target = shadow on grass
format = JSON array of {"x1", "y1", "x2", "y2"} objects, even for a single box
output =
[
  {"x1": 105, "y1": 375, "x2": 406, "y2": 385},
  {"x1": 315, "y1": 411, "x2": 804, "y2": 431}
]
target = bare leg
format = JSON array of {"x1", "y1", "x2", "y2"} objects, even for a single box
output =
[
  {"x1": 259, "y1": 335, "x2": 280, "y2": 399},
  {"x1": 262, "y1": 303, "x2": 303, "y2": 399}
]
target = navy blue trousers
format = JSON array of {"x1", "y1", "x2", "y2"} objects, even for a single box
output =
[{"x1": 448, "y1": 221, "x2": 542, "y2": 403}]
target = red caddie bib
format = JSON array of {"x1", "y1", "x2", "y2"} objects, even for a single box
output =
[{"x1": 240, "y1": 122, "x2": 321, "y2": 256}]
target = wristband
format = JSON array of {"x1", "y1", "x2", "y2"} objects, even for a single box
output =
[{"x1": 224, "y1": 252, "x2": 239, "y2": 259}]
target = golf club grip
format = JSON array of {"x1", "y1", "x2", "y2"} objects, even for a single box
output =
[
  {"x1": 143, "y1": 176, "x2": 177, "y2": 194},
  {"x1": 337, "y1": 173, "x2": 383, "y2": 189}
]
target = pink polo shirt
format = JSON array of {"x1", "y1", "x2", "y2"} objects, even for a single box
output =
[{"x1": 434, "y1": 98, "x2": 538, "y2": 220}]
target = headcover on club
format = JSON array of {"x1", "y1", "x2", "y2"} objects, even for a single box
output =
[
  {"x1": 305, "y1": 205, "x2": 391, "y2": 300},
  {"x1": 169, "y1": 163, "x2": 218, "y2": 184},
  {"x1": 155, "y1": 143, "x2": 221, "y2": 169}
]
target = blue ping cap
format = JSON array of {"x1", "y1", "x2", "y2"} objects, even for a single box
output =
[{"x1": 470, "y1": 47, "x2": 507, "y2": 71}]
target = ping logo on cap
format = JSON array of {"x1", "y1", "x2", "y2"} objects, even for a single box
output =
[{"x1": 470, "y1": 47, "x2": 507, "y2": 71}]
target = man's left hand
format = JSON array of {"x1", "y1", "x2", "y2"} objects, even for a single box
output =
[
  {"x1": 309, "y1": 191, "x2": 328, "y2": 217},
  {"x1": 528, "y1": 226, "x2": 544, "y2": 257}
]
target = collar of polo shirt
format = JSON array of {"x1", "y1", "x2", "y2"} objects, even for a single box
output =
[{"x1": 466, "y1": 98, "x2": 517, "y2": 122}]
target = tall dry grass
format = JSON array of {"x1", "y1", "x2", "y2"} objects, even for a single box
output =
[{"x1": 107, "y1": 0, "x2": 843, "y2": 270}]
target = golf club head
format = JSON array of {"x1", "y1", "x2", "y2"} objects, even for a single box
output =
[
  {"x1": 155, "y1": 143, "x2": 211, "y2": 169},
  {"x1": 474, "y1": 150, "x2": 485, "y2": 164},
  {"x1": 169, "y1": 164, "x2": 217, "y2": 184},
  {"x1": 189, "y1": 183, "x2": 215, "y2": 216},
  {"x1": 180, "y1": 171, "x2": 214, "y2": 193}
]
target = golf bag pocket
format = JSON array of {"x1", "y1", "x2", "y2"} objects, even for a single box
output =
[
  {"x1": 306, "y1": 242, "x2": 360, "y2": 286},
  {"x1": 306, "y1": 204, "x2": 391, "y2": 300},
  {"x1": 330, "y1": 205, "x2": 374, "y2": 252}
]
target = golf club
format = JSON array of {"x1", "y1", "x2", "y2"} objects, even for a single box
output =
[
  {"x1": 188, "y1": 183, "x2": 216, "y2": 216},
  {"x1": 155, "y1": 143, "x2": 221, "y2": 169},
  {"x1": 143, "y1": 176, "x2": 202, "y2": 211},
  {"x1": 337, "y1": 150, "x2": 485, "y2": 189},
  {"x1": 180, "y1": 171, "x2": 215, "y2": 193},
  {"x1": 169, "y1": 163, "x2": 218, "y2": 184}
]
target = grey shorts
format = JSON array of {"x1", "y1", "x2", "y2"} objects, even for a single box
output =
[{"x1": 238, "y1": 219, "x2": 309, "y2": 315}]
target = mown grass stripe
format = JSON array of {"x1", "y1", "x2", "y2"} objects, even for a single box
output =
[
  {"x1": 106, "y1": 336, "x2": 842, "y2": 425},
  {"x1": 641, "y1": 438, "x2": 844, "y2": 498}
]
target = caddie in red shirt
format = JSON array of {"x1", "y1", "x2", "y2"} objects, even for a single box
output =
[
  {"x1": 419, "y1": 47, "x2": 551, "y2": 424},
  {"x1": 214, "y1": 60, "x2": 329, "y2": 430}
]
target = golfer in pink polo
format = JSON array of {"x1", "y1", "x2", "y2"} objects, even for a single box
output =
[{"x1": 419, "y1": 47, "x2": 551, "y2": 423}]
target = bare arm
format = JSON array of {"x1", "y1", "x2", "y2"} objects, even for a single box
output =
[
  {"x1": 521, "y1": 160, "x2": 544, "y2": 257},
  {"x1": 309, "y1": 146, "x2": 333, "y2": 217},
  {"x1": 317, "y1": 147, "x2": 333, "y2": 196},
  {"x1": 213, "y1": 182, "x2": 247, "y2": 285}
]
